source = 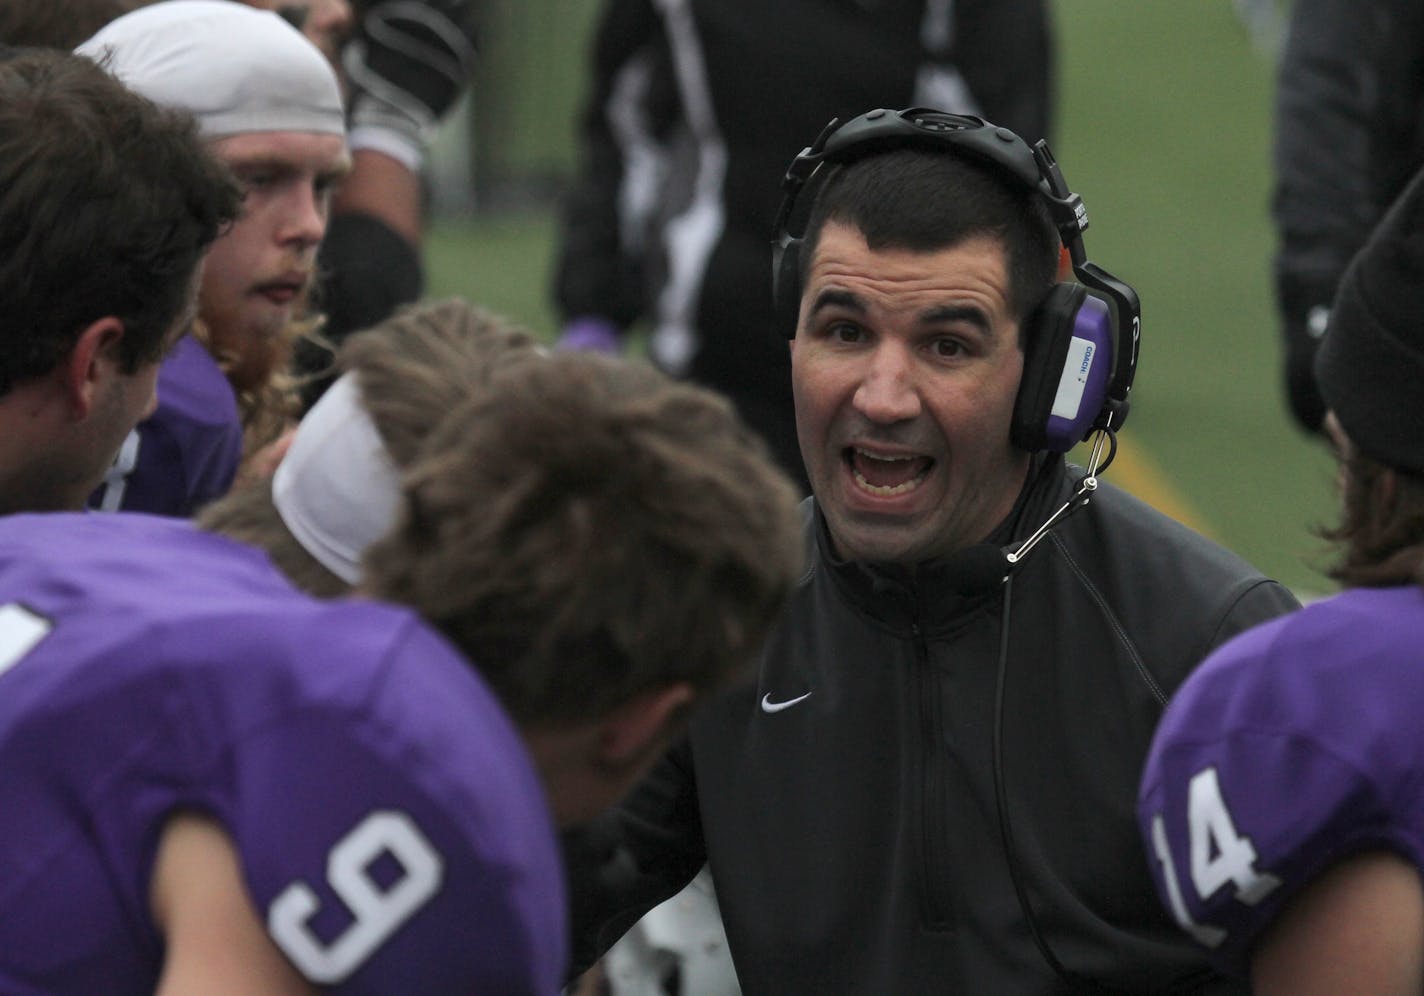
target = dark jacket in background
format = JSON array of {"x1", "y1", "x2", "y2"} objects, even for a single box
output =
[{"x1": 1273, "y1": 0, "x2": 1424, "y2": 432}]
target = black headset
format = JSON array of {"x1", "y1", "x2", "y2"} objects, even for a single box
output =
[{"x1": 771, "y1": 107, "x2": 1141, "y2": 454}]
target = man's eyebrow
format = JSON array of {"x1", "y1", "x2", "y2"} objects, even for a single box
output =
[
  {"x1": 226, "y1": 155, "x2": 353, "y2": 182},
  {"x1": 920, "y1": 303, "x2": 993, "y2": 335},
  {"x1": 809, "y1": 290, "x2": 994, "y2": 331},
  {"x1": 806, "y1": 288, "x2": 865, "y2": 320}
]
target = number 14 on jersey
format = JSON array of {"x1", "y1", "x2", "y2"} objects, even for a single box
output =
[{"x1": 1149, "y1": 766, "x2": 1281, "y2": 947}]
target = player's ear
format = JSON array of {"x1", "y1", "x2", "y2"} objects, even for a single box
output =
[
  {"x1": 61, "y1": 317, "x2": 126, "y2": 418},
  {"x1": 595, "y1": 683, "x2": 695, "y2": 768}
]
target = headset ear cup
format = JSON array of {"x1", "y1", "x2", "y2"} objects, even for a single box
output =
[
  {"x1": 1012, "y1": 283, "x2": 1086, "y2": 451},
  {"x1": 773, "y1": 237, "x2": 803, "y2": 338}
]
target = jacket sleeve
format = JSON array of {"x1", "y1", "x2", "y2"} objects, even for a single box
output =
[
  {"x1": 551, "y1": 0, "x2": 676, "y2": 331},
  {"x1": 1201, "y1": 578, "x2": 1300, "y2": 660},
  {"x1": 1271, "y1": 0, "x2": 1424, "y2": 433},
  {"x1": 562, "y1": 736, "x2": 708, "y2": 977}
]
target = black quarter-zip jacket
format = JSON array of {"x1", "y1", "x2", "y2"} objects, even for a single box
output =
[{"x1": 572, "y1": 458, "x2": 1299, "y2": 994}]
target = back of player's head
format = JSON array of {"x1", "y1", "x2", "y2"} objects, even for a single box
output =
[
  {"x1": 0, "y1": 48, "x2": 239, "y2": 397},
  {"x1": 337, "y1": 299, "x2": 543, "y2": 469},
  {"x1": 199, "y1": 298, "x2": 543, "y2": 594},
  {"x1": 0, "y1": 0, "x2": 140, "y2": 49},
  {"x1": 803, "y1": 147, "x2": 1059, "y2": 327},
  {"x1": 363, "y1": 353, "x2": 806, "y2": 726},
  {"x1": 1313, "y1": 164, "x2": 1424, "y2": 587},
  {"x1": 75, "y1": 0, "x2": 344, "y2": 140}
]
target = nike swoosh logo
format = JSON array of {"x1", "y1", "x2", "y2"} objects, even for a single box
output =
[{"x1": 760, "y1": 691, "x2": 812, "y2": 713}]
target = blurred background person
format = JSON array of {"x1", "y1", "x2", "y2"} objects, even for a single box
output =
[{"x1": 1270, "y1": 0, "x2": 1424, "y2": 435}]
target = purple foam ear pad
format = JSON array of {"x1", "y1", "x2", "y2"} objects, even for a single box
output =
[{"x1": 1043, "y1": 294, "x2": 1113, "y2": 452}]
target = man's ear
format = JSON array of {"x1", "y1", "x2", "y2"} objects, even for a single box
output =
[
  {"x1": 60, "y1": 317, "x2": 125, "y2": 418},
  {"x1": 596, "y1": 683, "x2": 695, "y2": 767}
]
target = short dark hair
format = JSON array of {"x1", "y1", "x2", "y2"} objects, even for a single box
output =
[
  {"x1": 0, "y1": 49, "x2": 240, "y2": 396},
  {"x1": 802, "y1": 147, "x2": 1059, "y2": 330},
  {"x1": 363, "y1": 354, "x2": 806, "y2": 726},
  {"x1": 0, "y1": 0, "x2": 143, "y2": 49}
]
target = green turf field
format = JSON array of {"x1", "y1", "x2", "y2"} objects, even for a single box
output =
[{"x1": 424, "y1": 0, "x2": 1337, "y2": 596}]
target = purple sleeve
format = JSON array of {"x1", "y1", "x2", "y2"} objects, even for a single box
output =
[
  {"x1": 216, "y1": 624, "x2": 568, "y2": 995},
  {"x1": 1138, "y1": 592, "x2": 1424, "y2": 977}
]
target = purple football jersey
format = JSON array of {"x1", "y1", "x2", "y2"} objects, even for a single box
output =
[
  {"x1": 0, "y1": 513, "x2": 566, "y2": 994},
  {"x1": 88, "y1": 335, "x2": 243, "y2": 516},
  {"x1": 1138, "y1": 586, "x2": 1424, "y2": 977}
]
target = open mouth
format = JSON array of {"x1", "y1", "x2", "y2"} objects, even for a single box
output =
[{"x1": 845, "y1": 447, "x2": 933, "y2": 497}]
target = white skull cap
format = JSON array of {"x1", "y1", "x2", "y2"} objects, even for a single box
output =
[{"x1": 76, "y1": 0, "x2": 345, "y2": 139}]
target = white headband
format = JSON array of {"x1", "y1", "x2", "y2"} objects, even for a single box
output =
[
  {"x1": 76, "y1": 0, "x2": 345, "y2": 139},
  {"x1": 272, "y1": 373, "x2": 401, "y2": 584}
]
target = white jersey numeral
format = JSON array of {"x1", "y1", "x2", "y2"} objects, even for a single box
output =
[
  {"x1": 1149, "y1": 766, "x2": 1281, "y2": 948},
  {"x1": 0, "y1": 603, "x2": 52, "y2": 680},
  {"x1": 269, "y1": 810, "x2": 444, "y2": 984},
  {"x1": 1151, "y1": 814, "x2": 1228, "y2": 947},
  {"x1": 1187, "y1": 767, "x2": 1280, "y2": 905}
]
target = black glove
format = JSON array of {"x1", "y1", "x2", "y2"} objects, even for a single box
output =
[{"x1": 342, "y1": 0, "x2": 480, "y2": 168}]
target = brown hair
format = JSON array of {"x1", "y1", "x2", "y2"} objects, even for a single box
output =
[
  {"x1": 338, "y1": 298, "x2": 541, "y2": 467},
  {"x1": 363, "y1": 352, "x2": 806, "y2": 725},
  {"x1": 1318, "y1": 448, "x2": 1424, "y2": 588},
  {"x1": 199, "y1": 297, "x2": 542, "y2": 593}
]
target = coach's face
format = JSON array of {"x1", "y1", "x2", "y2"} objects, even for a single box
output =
[
  {"x1": 790, "y1": 221, "x2": 1032, "y2": 565},
  {"x1": 200, "y1": 129, "x2": 350, "y2": 394}
]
